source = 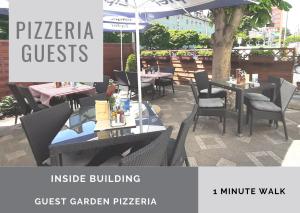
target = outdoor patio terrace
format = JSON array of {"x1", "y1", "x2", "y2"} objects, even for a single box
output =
[{"x1": 0, "y1": 85, "x2": 299, "y2": 167}]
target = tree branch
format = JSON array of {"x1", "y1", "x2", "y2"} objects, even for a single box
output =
[{"x1": 224, "y1": 6, "x2": 245, "y2": 41}]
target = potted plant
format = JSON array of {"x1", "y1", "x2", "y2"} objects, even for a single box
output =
[
  {"x1": 154, "y1": 50, "x2": 171, "y2": 62},
  {"x1": 141, "y1": 50, "x2": 155, "y2": 62},
  {"x1": 176, "y1": 50, "x2": 194, "y2": 61},
  {"x1": 197, "y1": 49, "x2": 213, "y2": 61},
  {"x1": 125, "y1": 54, "x2": 137, "y2": 72},
  {"x1": 0, "y1": 96, "x2": 17, "y2": 117},
  {"x1": 249, "y1": 49, "x2": 274, "y2": 63}
]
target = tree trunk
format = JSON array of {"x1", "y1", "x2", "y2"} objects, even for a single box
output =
[
  {"x1": 211, "y1": 7, "x2": 245, "y2": 81},
  {"x1": 212, "y1": 42, "x2": 233, "y2": 81}
]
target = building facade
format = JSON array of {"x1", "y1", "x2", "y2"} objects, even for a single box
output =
[
  {"x1": 151, "y1": 11, "x2": 214, "y2": 35},
  {"x1": 271, "y1": 7, "x2": 284, "y2": 31}
]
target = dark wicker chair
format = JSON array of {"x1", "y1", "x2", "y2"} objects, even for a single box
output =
[
  {"x1": 20, "y1": 103, "x2": 73, "y2": 166},
  {"x1": 113, "y1": 70, "x2": 130, "y2": 92},
  {"x1": 191, "y1": 80, "x2": 226, "y2": 134},
  {"x1": 248, "y1": 79, "x2": 296, "y2": 140},
  {"x1": 146, "y1": 66, "x2": 158, "y2": 73},
  {"x1": 18, "y1": 86, "x2": 48, "y2": 112},
  {"x1": 8, "y1": 83, "x2": 31, "y2": 124},
  {"x1": 100, "y1": 127, "x2": 173, "y2": 166},
  {"x1": 127, "y1": 71, "x2": 155, "y2": 99},
  {"x1": 155, "y1": 66, "x2": 175, "y2": 95},
  {"x1": 245, "y1": 76, "x2": 284, "y2": 124},
  {"x1": 78, "y1": 93, "x2": 106, "y2": 107},
  {"x1": 93, "y1": 75, "x2": 110, "y2": 94},
  {"x1": 194, "y1": 71, "x2": 227, "y2": 101},
  {"x1": 167, "y1": 104, "x2": 198, "y2": 166},
  {"x1": 245, "y1": 76, "x2": 283, "y2": 104}
]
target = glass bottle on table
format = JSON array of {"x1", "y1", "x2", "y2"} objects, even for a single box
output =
[{"x1": 120, "y1": 110, "x2": 125, "y2": 123}]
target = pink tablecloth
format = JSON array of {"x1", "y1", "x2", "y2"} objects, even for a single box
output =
[
  {"x1": 29, "y1": 83, "x2": 95, "y2": 106},
  {"x1": 141, "y1": 72, "x2": 173, "y2": 79}
]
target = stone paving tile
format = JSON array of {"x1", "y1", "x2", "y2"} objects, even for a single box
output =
[
  {"x1": 0, "y1": 135, "x2": 14, "y2": 143},
  {"x1": 5, "y1": 150, "x2": 27, "y2": 162},
  {"x1": 216, "y1": 158, "x2": 237, "y2": 167},
  {"x1": 152, "y1": 86, "x2": 300, "y2": 167},
  {"x1": 0, "y1": 85, "x2": 299, "y2": 166}
]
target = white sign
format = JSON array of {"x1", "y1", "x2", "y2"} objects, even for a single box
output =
[{"x1": 9, "y1": 0, "x2": 103, "y2": 82}]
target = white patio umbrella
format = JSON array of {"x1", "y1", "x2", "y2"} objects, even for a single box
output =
[
  {"x1": 1, "y1": 0, "x2": 256, "y2": 131},
  {"x1": 104, "y1": 0, "x2": 256, "y2": 132},
  {"x1": 103, "y1": 14, "x2": 148, "y2": 71},
  {"x1": 0, "y1": 0, "x2": 8, "y2": 15}
]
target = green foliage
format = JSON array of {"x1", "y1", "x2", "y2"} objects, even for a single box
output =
[
  {"x1": 243, "y1": 0, "x2": 291, "y2": 30},
  {"x1": 0, "y1": 96, "x2": 16, "y2": 116},
  {"x1": 234, "y1": 32, "x2": 249, "y2": 46},
  {"x1": 237, "y1": 16, "x2": 254, "y2": 34},
  {"x1": 104, "y1": 32, "x2": 119, "y2": 43},
  {"x1": 232, "y1": 1, "x2": 292, "y2": 45},
  {"x1": 140, "y1": 25, "x2": 208, "y2": 50},
  {"x1": 125, "y1": 54, "x2": 137, "y2": 72},
  {"x1": 0, "y1": 15, "x2": 8, "y2": 40},
  {"x1": 198, "y1": 34, "x2": 212, "y2": 48},
  {"x1": 154, "y1": 50, "x2": 170, "y2": 57},
  {"x1": 249, "y1": 36, "x2": 264, "y2": 46},
  {"x1": 285, "y1": 35, "x2": 300, "y2": 45},
  {"x1": 140, "y1": 23, "x2": 170, "y2": 50},
  {"x1": 197, "y1": 50, "x2": 213, "y2": 56},
  {"x1": 250, "y1": 49, "x2": 273, "y2": 56},
  {"x1": 103, "y1": 32, "x2": 132, "y2": 43},
  {"x1": 176, "y1": 50, "x2": 190, "y2": 56},
  {"x1": 169, "y1": 30, "x2": 187, "y2": 49},
  {"x1": 141, "y1": 50, "x2": 154, "y2": 57},
  {"x1": 233, "y1": 32, "x2": 265, "y2": 47},
  {"x1": 185, "y1": 30, "x2": 199, "y2": 46}
]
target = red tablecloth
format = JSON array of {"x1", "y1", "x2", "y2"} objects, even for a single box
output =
[{"x1": 29, "y1": 83, "x2": 95, "y2": 106}]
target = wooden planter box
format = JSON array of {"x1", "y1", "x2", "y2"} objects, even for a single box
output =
[
  {"x1": 156, "y1": 56, "x2": 171, "y2": 62},
  {"x1": 198, "y1": 56, "x2": 213, "y2": 61},
  {"x1": 141, "y1": 56, "x2": 156, "y2": 62},
  {"x1": 231, "y1": 55, "x2": 239, "y2": 62},
  {"x1": 249, "y1": 55, "x2": 274, "y2": 63},
  {"x1": 178, "y1": 56, "x2": 194, "y2": 62}
]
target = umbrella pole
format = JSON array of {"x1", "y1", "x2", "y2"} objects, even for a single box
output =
[
  {"x1": 120, "y1": 30, "x2": 123, "y2": 71},
  {"x1": 135, "y1": 8, "x2": 143, "y2": 133}
]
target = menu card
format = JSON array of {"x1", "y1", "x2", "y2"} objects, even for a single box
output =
[{"x1": 95, "y1": 100, "x2": 110, "y2": 121}]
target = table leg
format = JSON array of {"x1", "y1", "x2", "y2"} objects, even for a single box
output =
[
  {"x1": 237, "y1": 90, "x2": 244, "y2": 136},
  {"x1": 208, "y1": 83, "x2": 212, "y2": 97},
  {"x1": 50, "y1": 150, "x2": 61, "y2": 166},
  {"x1": 272, "y1": 86, "x2": 276, "y2": 102}
]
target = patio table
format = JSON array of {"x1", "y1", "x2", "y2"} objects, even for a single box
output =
[
  {"x1": 29, "y1": 83, "x2": 96, "y2": 106},
  {"x1": 141, "y1": 77, "x2": 155, "y2": 84},
  {"x1": 141, "y1": 72, "x2": 173, "y2": 79},
  {"x1": 49, "y1": 102, "x2": 165, "y2": 166},
  {"x1": 209, "y1": 80, "x2": 276, "y2": 136}
]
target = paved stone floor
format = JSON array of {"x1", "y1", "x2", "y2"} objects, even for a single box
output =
[{"x1": 0, "y1": 85, "x2": 300, "y2": 166}]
